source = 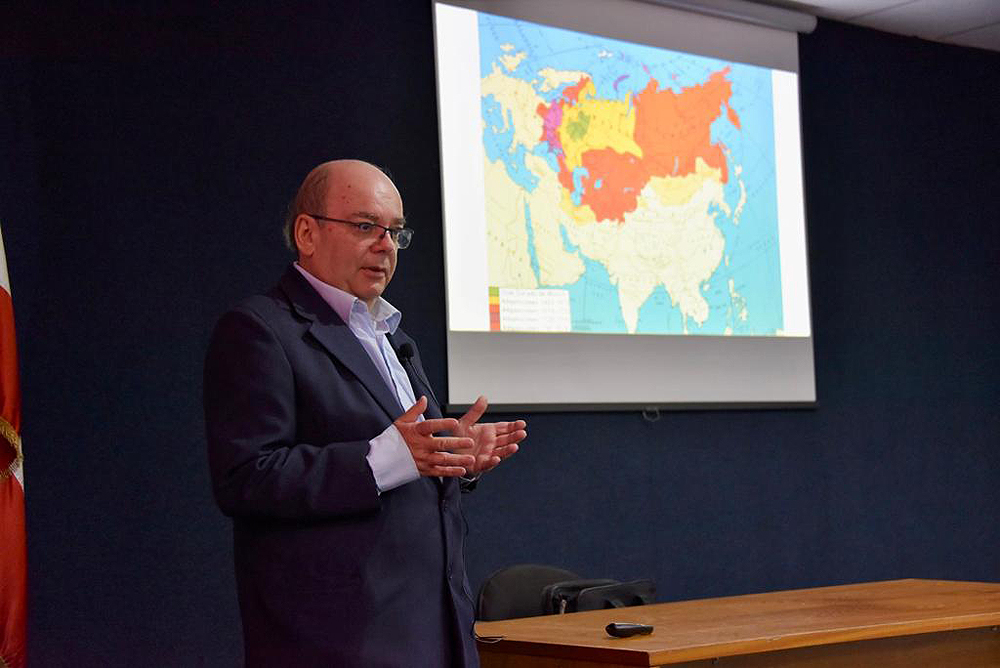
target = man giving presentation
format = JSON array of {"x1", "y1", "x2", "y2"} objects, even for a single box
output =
[{"x1": 204, "y1": 159, "x2": 526, "y2": 666}]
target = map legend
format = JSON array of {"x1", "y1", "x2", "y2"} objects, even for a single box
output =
[
  {"x1": 496, "y1": 288, "x2": 571, "y2": 332},
  {"x1": 489, "y1": 286, "x2": 501, "y2": 331}
]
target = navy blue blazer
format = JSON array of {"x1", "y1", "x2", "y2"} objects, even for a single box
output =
[{"x1": 204, "y1": 266, "x2": 478, "y2": 667}]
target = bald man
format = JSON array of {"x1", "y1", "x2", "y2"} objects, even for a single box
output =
[{"x1": 204, "y1": 160, "x2": 525, "y2": 667}]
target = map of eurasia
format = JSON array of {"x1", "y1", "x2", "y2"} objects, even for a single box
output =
[{"x1": 480, "y1": 13, "x2": 784, "y2": 336}]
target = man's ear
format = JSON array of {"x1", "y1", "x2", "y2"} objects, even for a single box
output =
[{"x1": 294, "y1": 214, "x2": 315, "y2": 257}]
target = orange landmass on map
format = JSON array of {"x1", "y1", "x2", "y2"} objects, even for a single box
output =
[
  {"x1": 537, "y1": 68, "x2": 739, "y2": 223},
  {"x1": 726, "y1": 102, "x2": 742, "y2": 130},
  {"x1": 561, "y1": 76, "x2": 592, "y2": 104}
]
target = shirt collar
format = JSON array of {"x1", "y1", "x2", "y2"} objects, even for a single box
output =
[{"x1": 293, "y1": 262, "x2": 401, "y2": 333}]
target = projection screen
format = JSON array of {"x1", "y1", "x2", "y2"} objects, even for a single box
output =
[{"x1": 433, "y1": 0, "x2": 815, "y2": 410}]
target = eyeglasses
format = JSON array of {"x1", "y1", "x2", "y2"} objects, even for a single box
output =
[{"x1": 306, "y1": 213, "x2": 413, "y2": 249}]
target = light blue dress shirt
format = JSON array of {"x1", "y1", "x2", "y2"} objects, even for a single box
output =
[{"x1": 294, "y1": 263, "x2": 420, "y2": 493}]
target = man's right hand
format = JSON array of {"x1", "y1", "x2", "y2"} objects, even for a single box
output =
[{"x1": 394, "y1": 396, "x2": 476, "y2": 477}]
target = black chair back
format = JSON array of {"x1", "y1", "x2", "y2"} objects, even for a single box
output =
[{"x1": 477, "y1": 564, "x2": 579, "y2": 621}]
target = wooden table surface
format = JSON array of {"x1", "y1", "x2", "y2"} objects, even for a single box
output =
[{"x1": 475, "y1": 579, "x2": 1000, "y2": 666}]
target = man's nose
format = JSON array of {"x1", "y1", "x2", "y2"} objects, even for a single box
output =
[{"x1": 373, "y1": 228, "x2": 396, "y2": 251}]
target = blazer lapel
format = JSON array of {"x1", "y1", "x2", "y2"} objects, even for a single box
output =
[
  {"x1": 279, "y1": 267, "x2": 404, "y2": 420},
  {"x1": 387, "y1": 331, "x2": 442, "y2": 420},
  {"x1": 387, "y1": 331, "x2": 454, "y2": 494}
]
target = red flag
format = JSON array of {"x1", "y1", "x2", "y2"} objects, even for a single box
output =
[{"x1": 0, "y1": 227, "x2": 26, "y2": 668}]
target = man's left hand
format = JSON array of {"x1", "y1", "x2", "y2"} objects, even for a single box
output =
[{"x1": 453, "y1": 396, "x2": 526, "y2": 476}]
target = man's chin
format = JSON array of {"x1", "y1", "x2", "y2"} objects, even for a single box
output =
[{"x1": 353, "y1": 284, "x2": 385, "y2": 306}]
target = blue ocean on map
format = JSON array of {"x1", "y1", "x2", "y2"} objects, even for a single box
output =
[
  {"x1": 478, "y1": 10, "x2": 785, "y2": 336},
  {"x1": 555, "y1": 225, "x2": 627, "y2": 332}
]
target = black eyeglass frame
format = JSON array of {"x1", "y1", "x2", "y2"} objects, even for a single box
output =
[{"x1": 305, "y1": 213, "x2": 413, "y2": 249}]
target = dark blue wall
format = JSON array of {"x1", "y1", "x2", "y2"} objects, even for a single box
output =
[{"x1": 2, "y1": 3, "x2": 997, "y2": 665}]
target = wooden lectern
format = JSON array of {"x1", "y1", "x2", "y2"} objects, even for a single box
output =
[{"x1": 475, "y1": 579, "x2": 1000, "y2": 667}]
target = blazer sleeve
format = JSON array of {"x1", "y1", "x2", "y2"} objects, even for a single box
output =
[{"x1": 203, "y1": 305, "x2": 382, "y2": 520}]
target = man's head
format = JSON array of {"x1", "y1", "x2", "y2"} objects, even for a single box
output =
[{"x1": 286, "y1": 160, "x2": 406, "y2": 309}]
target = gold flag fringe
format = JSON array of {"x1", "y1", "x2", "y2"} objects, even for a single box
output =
[{"x1": 0, "y1": 416, "x2": 22, "y2": 481}]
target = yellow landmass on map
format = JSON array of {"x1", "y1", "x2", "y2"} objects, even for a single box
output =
[
  {"x1": 485, "y1": 152, "x2": 585, "y2": 289},
  {"x1": 535, "y1": 68, "x2": 588, "y2": 93},
  {"x1": 499, "y1": 51, "x2": 527, "y2": 72},
  {"x1": 481, "y1": 64, "x2": 544, "y2": 159},
  {"x1": 522, "y1": 154, "x2": 585, "y2": 286},
  {"x1": 562, "y1": 174, "x2": 726, "y2": 333},
  {"x1": 733, "y1": 163, "x2": 747, "y2": 224},
  {"x1": 484, "y1": 156, "x2": 538, "y2": 289},
  {"x1": 729, "y1": 278, "x2": 748, "y2": 322},
  {"x1": 648, "y1": 158, "x2": 722, "y2": 207},
  {"x1": 560, "y1": 189, "x2": 597, "y2": 224},
  {"x1": 557, "y1": 80, "x2": 642, "y2": 174}
]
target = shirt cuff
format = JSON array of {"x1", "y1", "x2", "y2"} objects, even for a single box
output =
[{"x1": 367, "y1": 423, "x2": 420, "y2": 493}]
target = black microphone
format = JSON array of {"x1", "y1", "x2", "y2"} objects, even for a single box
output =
[{"x1": 395, "y1": 342, "x2": 440, "y2": 407}]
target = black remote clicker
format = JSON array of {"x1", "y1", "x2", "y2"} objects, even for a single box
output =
[{"x1": 605, "y1": 622, "x2": 654, "y2": 638}]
